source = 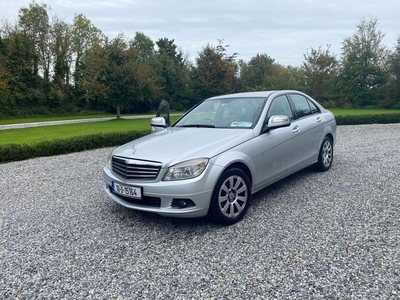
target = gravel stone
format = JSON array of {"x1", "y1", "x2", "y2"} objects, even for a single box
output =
[{"x1": 1, "y1": 124, "x2": 399, "y2": 299}]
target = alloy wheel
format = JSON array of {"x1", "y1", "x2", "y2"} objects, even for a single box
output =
[
  {"x1": 218, "y1": 175, "x2": 248, "y2": 218},
  {"x1": 322, "y1": 139, "x2": 333, "y2": 168}
]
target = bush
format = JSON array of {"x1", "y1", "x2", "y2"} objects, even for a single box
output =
[
  {"x1": 0, "y1": 130, "x2": 149, "y2": 164},
  {"x1": 0, "y1": 143, "x2": 34, "y2": 163},
  {"x1": 335, "y1": 113, "x2": 400, "y2": 125}
]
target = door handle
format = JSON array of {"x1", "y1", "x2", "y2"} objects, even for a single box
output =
[
  {"x1": 292, "y1": 125, "x2": 300, "y2": 133},
  {"x1": 316, "y1": 116, "x2": 322, "y2": 122}
]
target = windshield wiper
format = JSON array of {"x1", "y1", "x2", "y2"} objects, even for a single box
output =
[{"x1": 181, "y1": 124, "x2": 215, "y2": 128}]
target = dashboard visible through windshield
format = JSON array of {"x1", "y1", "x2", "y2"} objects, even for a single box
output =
[{"x1": 174, "y1": 97, "x2": 267, "y2": 129}]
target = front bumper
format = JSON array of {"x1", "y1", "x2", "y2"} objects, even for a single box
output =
[{"x1": 102, "y1": 165, "x2": 219, "y2": 218}]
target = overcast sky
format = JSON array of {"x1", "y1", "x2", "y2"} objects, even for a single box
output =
[{"x1": 2, "y1": 0, "x2": 399, "y2": 66}]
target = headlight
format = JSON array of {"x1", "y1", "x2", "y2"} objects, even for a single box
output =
[
  {"x1": 163, "y1": 158, "x2": 209, "y2": 181},
  {"x1": 106, "y1": 149, "x2": 115, "y2": 170}
]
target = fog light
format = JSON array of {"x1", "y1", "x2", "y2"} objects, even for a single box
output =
[{"x1": 171, "y1": 199, "x2": 196, "y2": 208}]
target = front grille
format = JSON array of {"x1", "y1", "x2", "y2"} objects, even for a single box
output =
[{"x1": 112, "y1": 156, "x2": 161, "y2": 180}]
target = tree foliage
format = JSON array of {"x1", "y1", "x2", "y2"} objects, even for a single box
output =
[
  {"x1": 387, "y1": 36, "x2": 400, "y2": 108},
  {"x1": 82, "y1": 34, "x2": 160, "y2": 118},
  {"x1": 240, "y1": 54, "x2": 303, "y2": 91},
  {"x1": 18, "y1": 2, "x2": 51, "y2": 80},
  {"x1": 240, "y1": 54, "x2": 275, "y2": 91},
  {"x1": 155, "y1": 38, "x2": 191, "y2": 109},
  {"x1": 302, "y1": 45, "x2": 337, "y2": 102},
  {"x1": 1, "y1": 2, "x2": 400, "y2": 117},
  {"x1": 338, "y1": 17, "x2": 389, "y2": 107},
  {"x1": 71, "y1": 14, "x2": 103, "y2": 87},
  {"x1": 191, "y1": 43, "x2": 237, "y2": 101}
]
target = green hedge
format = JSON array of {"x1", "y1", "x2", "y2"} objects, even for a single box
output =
[
  {"x1": 0, "y1": 130, "x2": 149, "y2": 164},
  {"x1": 335, "y1": 113, "x2": 400, "y2": 125}
]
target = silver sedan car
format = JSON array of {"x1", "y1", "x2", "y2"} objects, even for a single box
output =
[{"x1": 102, "y1": 90, "x2": 337, "y2": 225}]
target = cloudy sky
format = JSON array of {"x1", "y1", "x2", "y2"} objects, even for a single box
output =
[{"x1": 2, "y1": 0, "x2": 399, "y2": 66}]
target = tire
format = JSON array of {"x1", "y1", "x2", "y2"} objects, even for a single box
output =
[
  {"x1": 208, "y1": 168, "x2": 251, "y2": 225},
  {"x1": 316, "y1": 136, "x2": 333, "y2": 172}
]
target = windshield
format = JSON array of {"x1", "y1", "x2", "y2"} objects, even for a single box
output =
[{"x1": 174, "y1": 97, "x2": 267, "y2": 129}]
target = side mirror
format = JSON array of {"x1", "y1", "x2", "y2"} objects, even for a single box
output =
[
  {"x1": 151, "y1": 117, "x2": 167, "y2": 133},
  {"x1": 262, "y1": 115, "x2": 291, "y2": 133}
]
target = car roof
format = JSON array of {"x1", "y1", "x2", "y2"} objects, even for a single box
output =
[{"x1": 207, "y1": 90, "x2": 301, "y2": 100}]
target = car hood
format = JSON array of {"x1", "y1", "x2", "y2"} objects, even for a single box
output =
[{"x1": 112, "y1": 127, "x2": 254, "y2": 167}]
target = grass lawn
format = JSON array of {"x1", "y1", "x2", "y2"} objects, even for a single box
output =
[
  {"x1": 0, "y1": 117, "x2": 186, "y2": 145},
  {"x1": 0, "y1": 113, "x2": 146, "y2": 125}
]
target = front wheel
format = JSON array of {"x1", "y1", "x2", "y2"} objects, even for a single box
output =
[
  {"x1": 316, "y1": 136, "x2": 333, "y2": 171},
  {"x1": 208, "y1": 168, "x2": 251, "y2": 225}
]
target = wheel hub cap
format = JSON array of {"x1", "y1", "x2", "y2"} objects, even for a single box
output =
[{"x1": 228, "y1": 189, "x2": 237, "y2": 202}]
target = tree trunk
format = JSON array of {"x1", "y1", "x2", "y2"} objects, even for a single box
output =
[{"x1": 116, "y1": 104, "x2": 121, "y2": 119}]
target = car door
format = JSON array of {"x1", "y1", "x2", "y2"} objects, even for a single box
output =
[
  {"x1": 259, "y1": 95, "x2": 300, "y2": 184},
  {"x1": 287, "y1": 93, "x2": 325, "y2": 165},
  {"x1": 151, "y1": 99, "x2": 171, "y2": 133}
]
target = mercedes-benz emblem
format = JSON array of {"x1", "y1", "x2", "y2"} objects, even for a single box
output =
[{"x1": 132, "y1": 145, "x2": 137, "y2": 154}]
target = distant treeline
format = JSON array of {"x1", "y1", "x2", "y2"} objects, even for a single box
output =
[{"x1": 1, "y1": 1, "x2": 400, "y2": 118}]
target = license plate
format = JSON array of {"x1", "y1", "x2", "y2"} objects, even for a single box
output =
[{"x1": 112, "y1": 182, "x2": 142, "y2": 199}]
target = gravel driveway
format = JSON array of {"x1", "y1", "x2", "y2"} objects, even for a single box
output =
[{"x1": 1, "y1": 124, "x2": 399, "y2": 299}]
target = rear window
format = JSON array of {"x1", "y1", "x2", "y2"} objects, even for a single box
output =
[{"x1": 290, "y1": 94, "x2": 320, "y2": 118}]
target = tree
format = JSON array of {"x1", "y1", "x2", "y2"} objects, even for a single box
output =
[
  {"x1": 265, "y1": 64, "x2": 303, "y2": 90},
  {"x1": 302, "y1": 45, "x2": 337, "y2": 102},
  {"x1": 71, "y1": 14, "x2": 103, "y2": 87},
  {"x1": 129, "y1": 32, "x2": 163, "y2": 107},
  {"x1": 239, "y1": 54, "x2": 275, "y2": 91},
  {"x1": 387, "y1": 36, "x2": 400, "y2": 108},
  {"x1": 0, "y1": 35, "x2": 11, "y2": 115},
  {"x1": 338, "y1": 17, "x2": 389, "y2": 107},
  {"x1": 130, "y1": 32, "x2": 156, "y2": 63},
  {"x1": 18, "y1": 1, "x2": 51, "y2": 81},
  {"x1": 285, "y1": 65, "x2": 306, "y2": 91},
  {"x1": 53, "y1": 18, "x2": 72, "y2": 86},
  {"x1": 82, "y1": 34, "x2": 160, "y2": 118},
  {"x1": 70, "y1": 14, "x2": 103, "y2": 109},
  {"x1": 239, "y1": 53, "x2": 302, "y2": 92},
  {"x1": 156, "y1": 37, "x2": 190, "y2": 109},
  {"x1": 216, "y1": 38, "x2": 238, "y2": 62},
  {"x1": 191, "y1": 43, "x2": 237, "y2": 101},
  {"x1": 49, "y1": 16, "x2": 75, "y2": 109},
  {"x1": 1, "y1": 30, "x2": 44, "y2": 111}
]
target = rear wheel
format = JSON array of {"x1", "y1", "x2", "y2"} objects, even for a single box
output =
[
  {"x1": 208, "y1": 168, "x2": 251, "y2": 225},
  {"x1": 316, "y1": 136, "x2": 333, "y2": 171}
]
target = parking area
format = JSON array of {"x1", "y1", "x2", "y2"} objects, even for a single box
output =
[{"x1": 1, "y1": 124, "x2": 399, "y2": 299}]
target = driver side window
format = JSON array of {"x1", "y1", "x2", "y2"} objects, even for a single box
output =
[{"x1": 267, "y1": 95, "x2": 293, "y2": 120}]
